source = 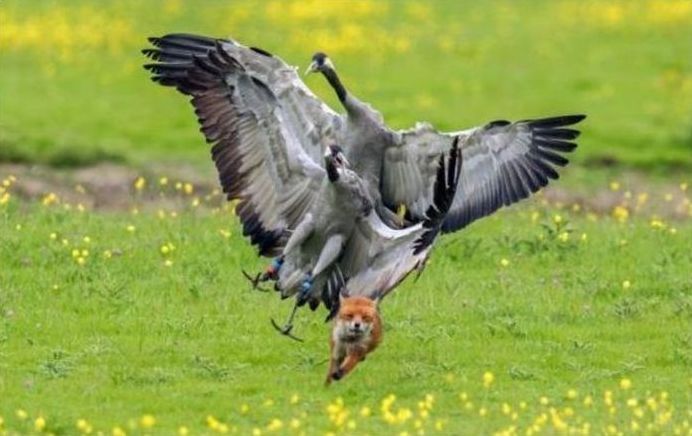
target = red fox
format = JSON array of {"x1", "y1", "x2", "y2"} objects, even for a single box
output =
[{"x1": 325, "y1": 296, "x2": 382, "y2": 385}]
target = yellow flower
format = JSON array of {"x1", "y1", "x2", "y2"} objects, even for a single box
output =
[
  {"x1": 539, "y1": 396, "x2": 549, "y2": 406},
  {"x1": 76, "y1": 257, "x2": 86, "y2": 266},
  {"x1": 140, "y1": 414, "x2": 156, "y2": 428},
  {"x1": 612, "y1": 205, "x2": 629, "y2": 223},
  {"x1": 164, "y1": 259, "x2": 173, "y2": 267},
  {"x1": 664, "y1": 193, "x2": 673, "y2": 202},
  {"x1": 183, "y1": 183, "x2": 194, "y2": 195},
  {"x1": 76, "y1": 418, "x2": 91, "y2": 433},
  {"x1": 266, "y1": 418, "x2": 283, "y2": 431},
  {"x1": 134, "y1": 177, "x2": 146, "y2": 191},
  {"x1": 500, "y1": 258, "x2": 510, "y2": 267},
  {"x1": 159, "y1": 177, "x2": 169, "y2": 186},
  {"x1": 620, "y1": 378, "x2": 632, "y2": 390},
  {"x1": 680, "y1": 182, "x2": 688, "y2": 191},
  {"x1": 482, "y1": 371, "x2": 495, "y2": 388},
  {"x1": 479, "y1": 407, "x2": 487, "y2": 417},
  {"x1": 566, "y1": 389, "x2": 578, "y2": 400},
  {"x1": 622, "y1": 280, "x2": 631, "y2": 290},
  {"x1": 553, "y1": 214, "x2": 562, "y2": 224},
  {"x1": 178, "y1": 425, "x2": 189, "y2": 435},
  {"x1": 103, "y1": 250, "x2": 112, "y2": 259},
  {"x1": 289, "y1": 418, "x2": 300, "y2": 429},
  {"x1": 609, "y1": 181, "x2": 620, "y2": 191},
  {"x1": 583, "y1": 395, "x2": 593, "y2": 406},
  {"x1": 650, "y1": 218, "x2": 665, "y2": 229},
  {"x1": 290, "y1": 393, "x2": 300, "y2": 404},
  {"x1": 240, "y1": 404, "x2": 250, "y2": 414},
  {"x1": 360, "y1": 406, "x2": 371, "y2": 417},
  {"x1": 558, "y1": 231, "x2": 569, "y2": 242},
  {"x1": 50, "y1": 232, "x2": 57, "y2": 240},
  {"x1": 126, "y1": 225, "x2": 136, "y2": 232},
  {"x1": 160, "y1": 245, "x2": 170, "y2": 255},
  {"x1": 83, "y1": 236, "x2": 91, "y2": 243},
  {"x1": 112, "y1": 426, "x2": 126, "y2": 436},
  {"x1": 35, "y1": 416, "x2": 46, "y2": 431}
]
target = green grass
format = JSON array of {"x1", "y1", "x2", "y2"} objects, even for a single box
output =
[
  {"x1": 1, "y1": 0, "x2": 691, "y2": 170},
  {"x1": 1, "y1": 193, "x2": 690, "y2": 434}
]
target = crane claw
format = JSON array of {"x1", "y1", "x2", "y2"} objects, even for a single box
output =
[
  {"x1": 270, "y1": 318, "x2": 304, "y2": 342},
  {"x1": 241, "y1": 269, "x2": 270, "y2": 292}
]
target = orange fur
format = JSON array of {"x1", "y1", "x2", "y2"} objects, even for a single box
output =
[{"x1": 325, "y1": 296, "x2": 382, "y2": 385}]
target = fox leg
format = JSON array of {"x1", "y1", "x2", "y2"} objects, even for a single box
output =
[
  {"x1": 331, "y1": 349, "x2": 365, "y2": 381},
  {"x1": 325, "y1": 353, "x2": 339, "y2": 386}
]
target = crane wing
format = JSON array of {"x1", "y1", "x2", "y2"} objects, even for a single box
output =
[
  {"x1": 143, "y1": 34, "x2": 342, "y2": 255},
  {"x1": 382, "y1": 115, "x2": 585, "y2": 233}
]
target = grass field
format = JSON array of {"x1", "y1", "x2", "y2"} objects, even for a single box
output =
[
  {"x1": 1, "y1": 0, "x2": 692, "y2": 435},
  {"x1": 1, "y1": 178, "x2": 691, "y2": 434}
]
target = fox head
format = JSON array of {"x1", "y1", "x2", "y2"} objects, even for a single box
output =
[{"x1": 334, "y1": 296, "x2": 379, "y2": 341}]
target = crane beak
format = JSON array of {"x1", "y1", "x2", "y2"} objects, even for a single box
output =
[
  {"x1": 338, "y1": 153, "x2": 350, "y2": 168},
  {"x1": 304, "y1": 61, "x2": 318, "y2": 76}
]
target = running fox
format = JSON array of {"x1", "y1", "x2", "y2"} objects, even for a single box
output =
[{"x1": 325, "y1": 295, "x2": 382, "y2": 385}]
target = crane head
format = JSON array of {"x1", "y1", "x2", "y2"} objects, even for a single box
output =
[
  {"x1": 305, "y1": 52, "x2": 335, "y2": 75},
  {"x1": 324, "y1": 144, "x2": 349, "y2": 182}
]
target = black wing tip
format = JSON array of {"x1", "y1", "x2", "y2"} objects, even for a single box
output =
[
  {"x1": 414, "y1": 137, "x2": 462, "y2": 252},
  {"x1": 528, "y1": 114, "x2": 587, "y2": 129}
]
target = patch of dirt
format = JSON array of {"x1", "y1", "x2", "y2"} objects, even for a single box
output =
[{"x1": 1, "y1": 163, "x2": 689, "y2": 220}]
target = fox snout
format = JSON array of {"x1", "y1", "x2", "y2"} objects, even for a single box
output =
[
  {"x1": 346, "y1": 318, "x2": 371, "y2": 335},
  {"x1": 335, "y1": 317, "x2": 371, "y2": 340}
]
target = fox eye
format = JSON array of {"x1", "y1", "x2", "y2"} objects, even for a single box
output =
[
  {"x1": 343, "y1": 313, "x2": 354, "y2": 320},
  {"x1": 362, "y1": 316, "x2": 372, "y2": 322}
]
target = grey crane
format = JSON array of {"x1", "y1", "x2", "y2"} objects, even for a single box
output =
[
  {"x1": 258, "y1": 144, "x2": 373, "y2": 340},
  {"x1": 142, "y1": 33, "x2": 584, "y2": 333}
]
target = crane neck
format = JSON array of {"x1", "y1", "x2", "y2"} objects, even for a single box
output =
[{"x1": 321, "y1": 67, "x2": 347, "y2": 103}]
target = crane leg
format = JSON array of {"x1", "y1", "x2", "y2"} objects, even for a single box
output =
[
  {"x1": 242, "y1": 256, "x2": 284, "y2": 292},
  {"x1": 270, "y1": 302, "x2": 303, "y2": 342},
  {"x1": 311, "y1": 234, "x2": 345, "y2": 277}
]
